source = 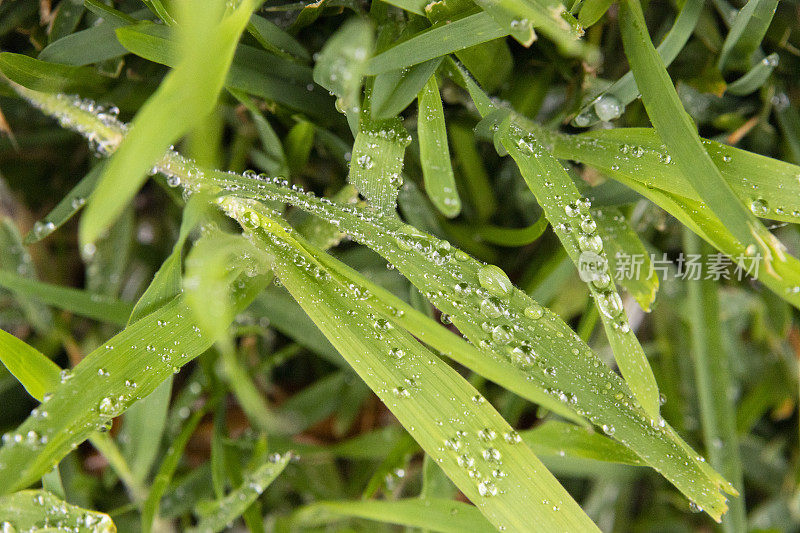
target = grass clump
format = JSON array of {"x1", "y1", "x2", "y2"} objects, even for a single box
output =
[{"x1": 0, "y1": 0, "x2": 797, "y2": 531}]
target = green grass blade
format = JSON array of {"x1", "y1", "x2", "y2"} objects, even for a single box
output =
[
  {"x1": 38, "y1": 18, "x2": 130, "y2": 66},
  {"x1": 619, "y1": 0, "x2": 796, "y2": 300},
  {"x1": 0, "y1": 219, "x2": 52, "y2": 332},
  {"x1": 24, "y1": 163, "x2": 103, "y2": 244},
  {"x1": 474, "y1": 217, "x2": 548, "y2": 247},
  {"x1": 142, "y1": 406, "x2": 207, "y2": 533},
  {"x1": 189, "y1": 452, "x2": 291, "y2": 533},
  {"x1": 78, "y1": 0, "x2": 259, "y2": 247},
  {"x1": 683, "y1": 230, "x2": 746, "y2": 532},
  {"x1": 579, "y1": 0, "x2": 615, "y2": 27},
  {"x1": 0, "y1": 489, "x2": 115, "y2": 532},
  {"x1": 548, "y1": 127, "x2": 800, "y2": 225},
  {"x1": 224, "y1": 202, "x2": 600, "y2": 532},
  {"x1": 295, "y1": 498, "x2": 495, "y2": 532},
  {"x1": 0, "y1": 328, "x2": 60, "y2": 401},
  {"x1": 247, "y1": 14, "x2": 310, "y2": 62},
  {"x1": 594, "y1": 207, "x2": 659, "y2": 311},
  {"x1": 312, "y1": 18, "x2": 374, "y2": 118},
  {"x1": 471, "y1": 0, "x2": 584, "y2": 53},
  {"x1": 0, "y1": 52, "x2": 108, "y2": 94},
  {"x1": 449, "y1": 122, "x2": 496, "y2": 221},
  {"x1": 365, "y1": 13, "x2": 507, "y2": 75},
  {"x1": 484, "y1": 109, "x2": 661, "y2": 418},
  {"x1": 0, "y1": 270, "x2": 132, "y2": 325},
  {"x1": 717, "y1": 0, "x2": 778, "y2": 71},
  {"x1": 371, "y1": 57, "x2": 442, "y2": 119},
  {"x1": 521, "y1": 421, "x2": 644, "y2": 466},
  {"x1": 573, "y1": 0, "x2": 703, "y2": 127},
  {"x1": 726, "y1": 53, "x2": 779, "y2": 95},
  {"x1": 417, "y1": 74, "x2": 460, "y2": 217}
]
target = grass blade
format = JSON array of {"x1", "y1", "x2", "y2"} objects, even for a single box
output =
[
  {"x1": 365, "y1": 13, "x2": 507, "y2": 75},
  {"x1": 295, "y1": 498, "x2": 495, "y2": 532},
  {"x1": 0, "y1": 490, "x2": 115, "y2": 532},
  {"x1": 573, "y1": 0, "x2": 703, "y2": 127},
  {"x1": 418, "y1": 74, "x2": 460, "y2": 217},
  {"x1": 683, "y1": 229, "x2": 746, "y2": 532},
  {"x1": 0, "y1": 328, "x2": 60, "y2": 401},
  {"x1": 79, "y1": 0, "x2": 259, "y2": 247},
  {"x1": 189, "y1": 452, "x2": 291, "y2": 533},
  {"x1": 717, "y1": 0, "x2": 778, "y2": 71}
]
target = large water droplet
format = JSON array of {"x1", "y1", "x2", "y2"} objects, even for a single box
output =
[
  {"x1": 594, "y1": 95, "x2": 622, "y2": 121},
  {"x1": 477, "y1": 265, "x2": 513, "y2": 298}
]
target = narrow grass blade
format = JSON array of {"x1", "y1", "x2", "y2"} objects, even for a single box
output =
[
  {"x1": 717, "y1": 0, "x2": 778, "y2": 71},
  {"x1": 24, "y1": 163, "x2": 102, "y2": 244},
  {"x1": 547, "y1": 127, "x2": 800, "y2": 225},
  {"x1": 222, "y1": 202, "x2": 600, "y2": 532},
  {"x1": 371, "y1": 57, "x2": 442, "y2": 120},
  {"x1": 0, "y1": 490, "x2": 115, "y2": 532},
  {"x1": 189, "y1": 453, "x2": 292, "y2": 533},
  {"x1": 0, "y1": 52, "x2": 108, "y2": 94},
  {"x1": 142, "y1": 407, "x2": 207, "y2": 533},
  {"x1": 294, "y1": 498, "x2": 495, "y2": 533},
  {"x1": 39, "y1": 19, "x2": 131, "y2": 66},
  {"x1": 418, "y1": 74, "x2": 460, "y2": 217},
  {"x1": 573, "y1": 0, "x2": 703, "y2": 127},
  {"x1": 618, "y1": 0, "x2": 794, "y2": 301},
  {"x1": 683, "y1": 230, "x2": 746, "y2": 532},
  {"x1": 0, "y1": 328, "x2": 60, "y2": 401},
  {"x1": 79, "y1": 0, "x2": 259, "y2": 247},
  {"x1": 0, "y1": 219, "x2": 51, "y2": 332},
  {"x1": 449, "y1": 122, "x2": 496, "y2": 221},
  {"x1": 365, "y1": 13, "x2": 507, "y2": 75},
  {"x1": 485, "y1": 109, "x2": 662, "y2": 418},
  {"x1": 312, "y1": 18, "x2": 373, "y2": 117},
  {"x1": 594, "y1": 207, "x2": 659, "y2": 311},
  {"x1": 474, "y1": 217, "x2": 548, "y2": 247},
  {"x1": 0, "y1": 270, "x2": 133, "y2": 325},
  {"x1": 726, "y1": 53, "x2": 779, "y2": 95},
  {"x1": 248, "y1": 15, "x2": 310, "y2": 62}
]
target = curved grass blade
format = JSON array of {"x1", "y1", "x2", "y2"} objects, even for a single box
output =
[
  {"x1": 594, "y1": 207, "x2": 658, "y2": 311},
  {"x1": 578, "y1": 0, "x2": 615, "y2": 27},
  {"x1": 619, "y1": 0, "x2": 795, "y2": 304},
  {"x1": 13, "y1": 85, "x2": 736, "y2": 520},
  {"x1": 371, "y1": 57, "x2": 442, "y2": 120},
  {"x1": 521, "y1": 420, "x2": 644, "y2": 466},
  {"x1": 471, "y1": 0, "x2": 584, "y2": 54},
  {"x1": 365, "y1": 13, "x2": 507, "y2": 75},
  {"x1": 294, "y1": 498, "x2": 495, "y2": 533},
  {"x1": 717, "y1": 0, "x2": 778, "y2": 71},
  {"x1": 418, "y1": 74, "x2": 460, "y2": 217},
  {"x1": 220, "y1": 201, "x2": 600, "y2": 532},
  {"x1": 24, "y1": 163, "x2": 102, "y2": 244},
  {"x1": 572, "y1": 0, "x2": 703, "y2": 127},
  {"x1": 0, "y1": 270, "x2": 132, "y2": 325},
  {"x1": 0, "y1": 328, "x2": 60, "y2": 401},
  {"x1": 0, "y1": 52, "x2": 109, "y2": 95},
  {"x1": 726, "y1": 53, "x2": 779, "y2": 95},
  {"x1": 474, "y1": 217, "x2": 548, "y2": 247},
  {"x1": 0, "y1": 490, "x2": 115, "y2": 532},
  {"x1": 189, "y1": 452, "x2": 291, "y2": 533},
  {"x1": 79, "y1": 0, "x2": 260, "y2": 247}
]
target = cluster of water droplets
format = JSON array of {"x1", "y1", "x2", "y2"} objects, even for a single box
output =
[{"x1": 0, "y1": 491, "x2": 114, "y2": 533}]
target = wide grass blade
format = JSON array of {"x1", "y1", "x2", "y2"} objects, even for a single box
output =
[
  {"x1": 221, "y1": 199, "x2": 601, "y2": 532},
  {"x1": 294, "y1": 498, "x2": 495, "y2": 532},
  {"x1": 0, "y1": 489, "x2": 115, "y2": 532},
  {"x1": 0, "y1": 328, "x2": 60, "y2": 401},
  {"x1": 0, "y1": 52, "x2": 108, "y2": 94}
]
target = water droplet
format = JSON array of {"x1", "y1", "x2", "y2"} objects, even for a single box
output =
[
  {"x1": 750, "y1": 198, "x2": 769, "y2": 216},
  {"x1": 524, "y1": 304, "x2": 544, "y2": 320},
  {"x1": 594, "y1": 94, "x2": 622, "y2": 121},
  {"x1": 477, "y1": 265, "x2": 513, "y2": 298}
]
